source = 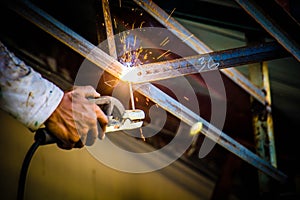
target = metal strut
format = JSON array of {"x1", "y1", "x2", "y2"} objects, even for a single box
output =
[
  {"x1": 235, "y1": 0, "x2": 300, "y2": 62},
  {"x1": 133, "y1": 0, "x2": 268, "y2": 107},
  {"x1": 127, "y1": 42, "x2": 289, "y2": 86}
]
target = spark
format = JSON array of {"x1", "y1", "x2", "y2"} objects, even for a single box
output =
[
  {"x1": 139, "y1": 21, "x2": 145, "y2": 29},
  {"x1": 119, "y1": 0, "x2": 122, "y2": 7},
  {"x1": 157, "y1": 50, "x2": 170, "y2": 60},
  {"x1": 113, "y1": 17, "x2": 117, "y2": 29},
  {"x1": 166, "y1": 8, "x2": 176, "y2": 22},
  {"x1": 140, "y1": 128, "x2": 146, "y2": 142},
  {"x1": 143, "y1": 53, "x2": 148, "y2": 60},
  {"x1": 164, "y1": 52, "x2": 171, "y2": 58},
  {"x1": 160, "y1": 37, "x2": 169, "y2": 47},
  {"x1": 184, "y1": 96, "x2": 189, "y2": 101}
]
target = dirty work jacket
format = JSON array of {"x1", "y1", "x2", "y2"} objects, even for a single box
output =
[{"x1": 0, "y1": 41, "x2": 63, "y2": 131}]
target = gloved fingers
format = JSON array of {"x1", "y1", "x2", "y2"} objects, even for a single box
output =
[
  {"x1": 85, "y1": 125, "x2": 98, "y2": 146},
  {"x1": 57, "y1": 132, "x2": 84, "y2": 149},
  {"x1": 79, "y1": 130, "x2": 87, "y2": 146},
  {"x1": 74, "y1": 140, "x2": 84, "y2": 148},
  {"x1": 98, "y1": 121, "x2": 106, "y2": 140},
  {"x1": 57, "y1": 141, "x2": 75, "y2": 150},
  {"x1": 95, "y1": 104, "x2": 108, "y2": 139},
  {"x1": 73, "y1": 85, "x2": 100, "y2": 98},
  {"x1": 57, "y1": 133, "x2": 84, "y2": 149}
]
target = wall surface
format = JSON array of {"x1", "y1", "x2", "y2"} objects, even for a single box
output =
[{"x1": 0, "y1": 109, "x2": 214, "y2": 200}]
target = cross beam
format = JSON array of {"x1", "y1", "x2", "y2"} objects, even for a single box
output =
[
  {"x1": 235, "y1": 0, "x2": 300, "y2": 62},
  {"x1": 127, "y1": 41, "x2": 288, "y2": 86}
]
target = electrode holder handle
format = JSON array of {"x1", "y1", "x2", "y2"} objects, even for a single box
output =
[{"x1": 34, "y1": 128, "x2": 57, "y2": 145}]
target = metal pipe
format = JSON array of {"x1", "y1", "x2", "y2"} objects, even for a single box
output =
[
  {"x1": 9, "y1": 0, "x2": 287, "y2": 182},
  {"x1": 133, "y1": 0, "x2": 267, "y2": 105}
]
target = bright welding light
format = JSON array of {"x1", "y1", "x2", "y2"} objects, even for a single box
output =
[
  {"x1": 118, "y1": 50, "x2": 142, "y2": 82},
  {"x1": 119, "y1": 65, "x2": 136, "y2": 82}
]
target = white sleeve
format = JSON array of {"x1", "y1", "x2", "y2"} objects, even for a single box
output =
[{"x1": 0, "y1": 41, "x2": 64, "y2": 131}]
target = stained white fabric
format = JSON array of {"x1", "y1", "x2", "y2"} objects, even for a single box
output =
[{"x1": 0, "y1": 41, "x2": 63, "y2": 131}]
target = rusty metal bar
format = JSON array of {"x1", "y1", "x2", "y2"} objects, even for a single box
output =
[
  {"x1": 128, "y1": 42, "x2": 288, "y2": 88},
  {"x1": 13, "y1": 1, "x2": 127, "y2": 79},
  {"x1": 133, "y1": 0, "x2": 266, "y2": 106},
  {"x1": 249, "y1": 61, "x2": 271, "y2": 192},
  {"x1": 10, "y1": 0, "x2": 287, "y2": 182},
  {"x1": 136, "y1": 83, "x2": 287, "y2": 182},
  {"x1": 235, "y1": 0, "x2": 300, "y2": 62},
  {"x1": 101, "y1": 0, "x2": 136, "y2": 110},
  {"x1": 262, "y1": 62, "x2": 277, "y2": 167},
  {"x1": 247, "y1": 32, "x2": 277, "y2": 191},
  {"x1": 102, "y1": 0, "x2": 118, "y2": 58},
  {"x1": 102, "y1": 0, "x2": 137, "y2": 110}
]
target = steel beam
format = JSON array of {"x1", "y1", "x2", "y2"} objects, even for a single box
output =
[
  {"x1": 235, "y1": 0, "x2": 300, "y2": 62},
  {"x1": 249, "y1": 61, "x2": 272, "y2": 192},
  {"x1": 102, "y1": 0, "x2": 118, "y2": 58},
  {"x1": 128, "y1": 41, "x2": 288, "y2": 86},
  {"x1": 262, "y1": 62, "x2": 277, "y2": 167},
  {"x1": 133, "y1": 0, "x2": 267, "y2": 106},
  {"x1": 9, "y1": 0, "x2": 287, "y2": 182},
  {"x1": 247, "y1": 34, "x2": 277, "y2": 192}
]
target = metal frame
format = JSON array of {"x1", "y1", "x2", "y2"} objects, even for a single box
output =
[
  {"x1": 133, "y1": 0, "x2": 267, "y2": 106},
  {"x1": 235, "y1": 0, "x2": 300, "y2": 62},
  {"x1": 9, "y1": 0, "x2": 288, "y2": 182},
  {"x1": 127, "y1": 41, "x2": 288, "y2": 85}
]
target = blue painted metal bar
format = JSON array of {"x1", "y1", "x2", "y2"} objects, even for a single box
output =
[
  {"x1": 128, "y1": 42, "x2": 288, "y2": 88},
  {"x1": 235, "y1": 0, "x2": 300, "y2": 62}
]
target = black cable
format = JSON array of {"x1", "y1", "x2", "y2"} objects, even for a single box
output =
[
  {"x1": 17, "y1": 128, "x2": 55, "y2": 200},
  {"x1": 17, "y1": 140, "x2": 41, "y2": 200}
]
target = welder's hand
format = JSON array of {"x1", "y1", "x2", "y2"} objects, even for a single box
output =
[{"x1": 44, "y1": 85, "x2": 108, "y2": 150}]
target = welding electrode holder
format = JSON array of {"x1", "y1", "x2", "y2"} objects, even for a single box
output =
[
  {"x1": 34, "y1": 96, "x2": 125, "y2": 145},
  {"x1": 34, "y1": 128, "x2": 57, "y2": 145}
]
